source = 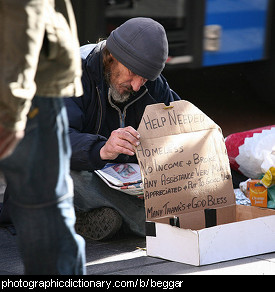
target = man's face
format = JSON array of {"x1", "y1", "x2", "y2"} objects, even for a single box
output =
[{"x1": 107, "y1": 56, "x2": 147, "y2": 103}]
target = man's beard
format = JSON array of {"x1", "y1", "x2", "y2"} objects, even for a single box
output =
[
  {"x1": 109, "y1": 83, "x2": 131, "y2": 103},
  {"x1": 104, "y1": 66, "x2": 133, "y2": 104}
]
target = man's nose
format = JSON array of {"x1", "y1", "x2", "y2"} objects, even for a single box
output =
[{"x1": 131, "y1": 76, "x2": 147, "y2": 92}]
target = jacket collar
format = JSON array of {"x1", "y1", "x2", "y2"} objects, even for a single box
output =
[{"x1": 83, "y1": 41, "x2": 107, "y2": 92}]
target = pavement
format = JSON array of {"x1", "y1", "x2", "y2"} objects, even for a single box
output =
[{"x1": 2, "y1": 218, "x2": 275, "y2": 275}]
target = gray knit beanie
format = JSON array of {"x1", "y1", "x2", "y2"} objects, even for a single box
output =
[{"x1": 106, "y1": 17, "x2": 168, "y2": 81}]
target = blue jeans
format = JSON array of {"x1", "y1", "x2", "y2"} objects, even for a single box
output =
[
  {"x1": 0, "y1": 96, "x2": 86, "y2": 275},
  {"x1": 71, "y1": 170, "x2": 146, "y2": 237}
]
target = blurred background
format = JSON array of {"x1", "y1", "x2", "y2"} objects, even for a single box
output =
[{"x1": 71, "y1": 0, "x2": 275, "y2": 137}]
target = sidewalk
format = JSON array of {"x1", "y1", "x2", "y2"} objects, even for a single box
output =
[
  {"x1": 84, "y1": 236, "x2": 275, "y2": 275},
  {"x1": 1, "y1": 224, "x2": 275, "y2": 275},
  {"x1": 1, "y1": 171, "x2": 275, "y2": 275}
]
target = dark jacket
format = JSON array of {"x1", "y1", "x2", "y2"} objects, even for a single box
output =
[{"x1": 65, "y1": 41, "x2": 181, "y2": 171}]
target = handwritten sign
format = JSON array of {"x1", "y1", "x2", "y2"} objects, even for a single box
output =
[{"x1": 136, "y1": 100, "x2": 235, "y2": 221}]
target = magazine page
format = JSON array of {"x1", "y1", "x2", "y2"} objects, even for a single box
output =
[
  {"x1": 94, "y1": 163, "x2": 144, "y2": 198},
  {"x1": 95, "y1": 163, "x2": 142, "y2": 186}
]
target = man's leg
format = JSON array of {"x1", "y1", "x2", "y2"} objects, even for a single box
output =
[{"x1": 71, "y1": 170, "x2": 146, "y2": 238}]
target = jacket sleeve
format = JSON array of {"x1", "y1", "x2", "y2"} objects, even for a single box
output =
[
  {"x1": 65, "y1": 97, "x2": 107, "y2": 171},
  {"x1": 0, "y1": 0, "x2": 46, "y2": 131}
]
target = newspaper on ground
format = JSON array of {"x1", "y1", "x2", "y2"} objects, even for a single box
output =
[{"x1": 95, "y1": 163, "x2": 144, "y2": 198}]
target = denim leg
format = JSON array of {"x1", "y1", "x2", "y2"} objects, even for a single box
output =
[
  {"x1": 0, "y1": 96, "x2": 86, "y2": 275},
  {"x1": 71, "y1": 170, "x2": 146, "y2": 237},
  {"x1": 0, "y1": 186, "x2": 11, "y2": 225}
]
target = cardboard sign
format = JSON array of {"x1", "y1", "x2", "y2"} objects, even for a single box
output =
[{"x1": 136, "y1": 100, "x2": 235, "y2": 221}]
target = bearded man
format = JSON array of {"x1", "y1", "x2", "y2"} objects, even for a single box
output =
[{"x1": 65, "y1": 17, "x2": 181, "y2": 240}]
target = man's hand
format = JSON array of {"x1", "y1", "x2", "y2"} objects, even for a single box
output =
[
  {"x1": 0, "y1": 125, "x2": 24, "y2": 160},
  {"x1": 100, "y1": 126, "x2": 140, "y2": 161}
]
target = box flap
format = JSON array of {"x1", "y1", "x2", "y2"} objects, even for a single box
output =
[{"x1": 136, "y1": 100, "x2": 235, "y2": 221}]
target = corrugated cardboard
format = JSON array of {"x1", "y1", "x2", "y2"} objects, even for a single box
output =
[
  {"x1": 136, "y1": 100, "x2": 275, "y2": 266},
  {"x1": 136, "y1": 100, "x2": 236, "y2": 221}
]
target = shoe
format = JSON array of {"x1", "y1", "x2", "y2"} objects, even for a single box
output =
[{"x1": 75, "y1": 207, "x2": 122, "y2": 241}]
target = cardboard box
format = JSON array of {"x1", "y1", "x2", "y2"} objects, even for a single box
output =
[
  {"x1": 145, "y1": 205, "x2": 275, "y2": 266},
  {"x1": 136, "y1": 100, "x2": 275, "y2": 266}
]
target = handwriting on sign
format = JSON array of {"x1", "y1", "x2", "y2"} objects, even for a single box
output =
[
  {"x1": 139, "y1": 148, "x2": 231, "y2": 218},
  {"x1": 146, "y1": 195, "x2": 228, "y2": 219},
  {"x1": 142, "y1": 111, "x2": 205, "y2": 130}
]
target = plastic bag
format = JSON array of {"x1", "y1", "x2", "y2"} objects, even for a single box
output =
[
  {"x1": 259, "y1": 169, "x2": 275, "y2": 209},
  {"x1": 261, "y1": 166, "x2": 275, "y2": 188},
  {"x1": 225, "y1": 126, "x2": 275, "y2": 179}
]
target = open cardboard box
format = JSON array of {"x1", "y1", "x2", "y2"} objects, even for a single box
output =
[
  {"x1": 145, "y1": 205, "x2": 275, "y2": 266},
  {"x1": 136, "y1": 100, "x2": 275, "y2": 266}
]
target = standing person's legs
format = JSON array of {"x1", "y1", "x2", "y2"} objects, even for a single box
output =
[
  {"x1": 0, "y1": 186, "x2": 11, "y2": 226},
  {"x1": 0, "y1": 96, "x2": 86, "y2": 275}
]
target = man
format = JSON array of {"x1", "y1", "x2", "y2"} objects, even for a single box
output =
[
  {"x1": 0, "y1": 0, "x2": 86, "y2": 274},
  {"x1": 65, "y1": 17, "x2": 181, "y2": 240}
]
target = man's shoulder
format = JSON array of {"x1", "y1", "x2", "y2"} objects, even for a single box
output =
[
  {"x1": 80, "y1": 44, "x2": 97, "y2": 59},
  {"x1": 80, "y1": 41, "x2": 106, "y2": 60}
]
